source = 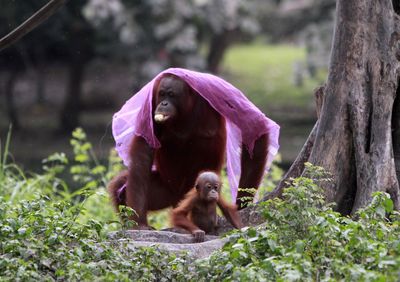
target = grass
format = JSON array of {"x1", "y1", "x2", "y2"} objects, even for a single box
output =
[{"x1": 223, "y1": 43, "x2": 326, "y2": 111}]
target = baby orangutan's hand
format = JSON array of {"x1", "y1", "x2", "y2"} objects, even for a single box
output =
[{"x1": 193, "y1": 229, "x2": 205, "y2": 243}]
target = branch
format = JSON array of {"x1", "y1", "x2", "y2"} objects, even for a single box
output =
[
  {"x1": 393, "y1": 75, "x2": 400, "y2": 206},
  {"x1": 262, "y1": 121, "x2": 319, "y2": 201},
  {"x1": 0, "y1": 0, "x2": 67, "y2": 52},
  {"x1": 315, "y1": 85, "x2": 325, "y2": 119},
  {"x1": 262, "y1": 85, "x2": 325, "y2": 201},
  {"x1": 233, "y1": 121, "x2": 320, "y2": 227}
]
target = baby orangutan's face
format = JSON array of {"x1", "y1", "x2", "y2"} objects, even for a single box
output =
[{"x1": 195, "y1": 172, "x2": 221, "y2": 202}]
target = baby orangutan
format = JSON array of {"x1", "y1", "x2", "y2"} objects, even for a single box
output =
[{"x1": 171, "y1": 171, "x2": 242, "y2": 242}]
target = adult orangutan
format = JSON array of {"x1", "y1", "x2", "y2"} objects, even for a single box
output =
[{"x1": 109, "y1": 68, "x2": 280, "y2": 229}]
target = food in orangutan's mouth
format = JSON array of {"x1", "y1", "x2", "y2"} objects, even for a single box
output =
[{"x1": 154, "y1": 114, "x2": 168, "y2": 123}]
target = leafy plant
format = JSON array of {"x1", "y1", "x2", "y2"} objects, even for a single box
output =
[
  {"x1": 192, "y1": 164, "x2": 400, "y2": 281},
  {"x1": 0, "y1": 193, "x2": 193, "y2": 281},
  {"x1": 2, "y1": 130, "x2": 400, "y2": 281},
  {"x1": 0, "y1": 128, "x2": 190, "y2": 281}
]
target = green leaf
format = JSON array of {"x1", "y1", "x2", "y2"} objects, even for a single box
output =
[
  {"x1": 295, "y1": 240, "x2": 304, "y2": 253},
  {"x1": 384, "y1": 198, "x2": 394, "y2": 213},
  {"x1": 75, "y1": 154, "x2": 89, "y2": 163}
]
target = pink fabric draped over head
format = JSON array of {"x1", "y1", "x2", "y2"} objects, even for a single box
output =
[{"x1": 112, "y1": 68, "x2": 280, "y2": 201}]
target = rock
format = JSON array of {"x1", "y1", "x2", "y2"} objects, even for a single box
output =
[
  {"x1": 109, "y1": 230, "x2": 227, "y2": 259},
  {"x1": 125, "y1": 238, "x2": 228, "y2": 259},
  {"x1": 217, "y1": 205, "x2": 263, "y2": 233},
  {"x1": 107, "y1": 206, "x2": 262, "y2": 259},
  {"x1": 109, "y1": 230, "x2": 219, "y2": 243}
]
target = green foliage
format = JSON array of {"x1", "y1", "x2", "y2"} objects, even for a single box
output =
[
  {"x1": 235, "y1": 156, "x2": 284, "y2": 209},
  {"x1": 192, "y1": 165, "x2": 400, "y2": 281},
  {"x1": 0, "y1": 128, "x2": 122, "y2": 229},
  {"x1": 0, "y1": 195, "x2": 192, "y2": 281},
  {"x1": 68, "y1": 128, "x2": 123, "y2": 229},
  {"x1": 257, "y1": 154, "x2": 284, "y2": 199},
  {"x1": 0, "y1": 128, "x2": 189, "y2": 281},
  {"x1": 2, "y1": 131, "x2": 400, "y2": 281}
]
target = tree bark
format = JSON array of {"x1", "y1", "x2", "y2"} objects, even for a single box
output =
[
  {"x1": 393, "y1": 81, "x2": 400, "y2": 191},
  {"x1": 267, "y1": 0, "x2": 400, "y2": 214}
]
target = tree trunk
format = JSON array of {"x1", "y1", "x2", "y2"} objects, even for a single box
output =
[
  {"x1": 394, "y1": 81, "x2": 400, "y2": 194},
  {"x1": 5, "y1": 70, "x2": 21, "y2": 130},
  {"x1": 206, "y1": 30, "x2": 235, "y2": 74},
  {"x1": 60, "y1": 57, "x2": 85, "y2": 132},
  {"x1": 35, "y1": 65, "x2": 46, "y2": 105},
  {"x1": 266, "y1": 0, "x2": 400, "y2": 215},
  {"x1": 59, "y1": 18, "x2": 93, "y2": 132}
]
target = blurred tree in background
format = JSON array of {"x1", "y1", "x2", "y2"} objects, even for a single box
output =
[
  {"x1": 0, "y1": 0, "x2": 95, "y2": 132},
  {"x1": 0, "y1": 0, "x2": 63, "y2": 129},
  {"x1": 84, "y1": 0, "x2": 261, "y2": 78},
  {"x1": 1, "y1": 0, "x2": 263, "y2": 131}
]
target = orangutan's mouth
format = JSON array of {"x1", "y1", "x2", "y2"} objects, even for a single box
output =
[{"x1": 154, "y1": 114, "x2": 169, "y2": 123}]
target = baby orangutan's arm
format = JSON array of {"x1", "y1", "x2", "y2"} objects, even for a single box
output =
[
  {"x1": 171, "y1": 190, "x2": 205, "y2": 242},
  {"x1": 218, "y1": 198, "x2": 243, "y2": 229}
]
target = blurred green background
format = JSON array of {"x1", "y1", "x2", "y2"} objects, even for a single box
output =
[{"x1": 0, "y1": 0, "x2": 335, "y2": 171}]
